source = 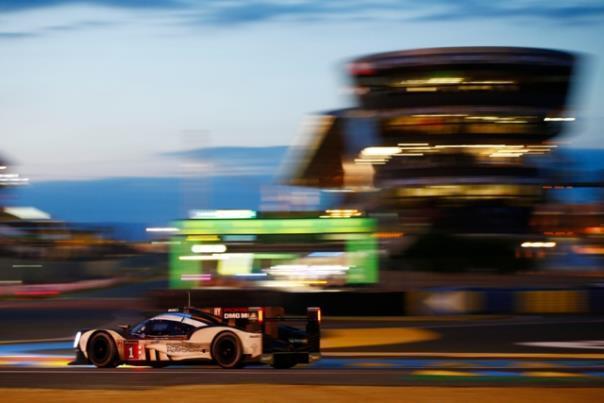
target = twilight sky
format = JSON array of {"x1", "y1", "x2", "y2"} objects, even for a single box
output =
[{"x1": 1, "y1": 0, "x2": 603, "y2": 181}]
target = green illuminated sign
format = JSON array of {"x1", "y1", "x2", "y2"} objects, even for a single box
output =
[
  {"x1": 178, "y1": 218, "x2": 375, "y2": 235},
  {"x1": 169, "y1": 217, "x2": 378, "y2": 288}
]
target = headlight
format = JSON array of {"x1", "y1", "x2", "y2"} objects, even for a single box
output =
[{"x1": 73, "y1": 331, "x2": 81, "y2": 349}]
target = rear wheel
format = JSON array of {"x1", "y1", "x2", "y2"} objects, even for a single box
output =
[
  {"x1": 211, "y1": 332, "x2": 243, "y2": 369},
  {"x1": 87, "y1": 332, "x2": 119, "y2": 368}
]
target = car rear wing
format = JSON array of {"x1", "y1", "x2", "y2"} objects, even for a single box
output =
[{"x1": 305, "y1": 307, "x2": 321, "y2": 354}]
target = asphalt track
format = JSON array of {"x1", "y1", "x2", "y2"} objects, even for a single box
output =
[
  {"x1": 1, "y1": 302, "x2": 603, "y2": 387},
  {"x1": 2, "y1": 364, "x2": 603, "y2": 388}
]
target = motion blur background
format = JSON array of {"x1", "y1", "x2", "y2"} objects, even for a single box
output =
[
  {"x1": 1, "y1": 0, "x2": 604, "y2": 296},
  {"x1": 1, "y1": 1, "x2": 604, "y2": 398}
]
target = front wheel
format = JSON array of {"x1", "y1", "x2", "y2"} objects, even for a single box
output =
[
  {"x1": 211, "y1": 332, "x2": 243, "y2": 369},
  {"x1": 87, "y1": 332, "x2": 119, "y2": 368}
]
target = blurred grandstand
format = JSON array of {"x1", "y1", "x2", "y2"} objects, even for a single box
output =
[{"x1": 285, "y1": 47, "x2": 604, "y2": 273}]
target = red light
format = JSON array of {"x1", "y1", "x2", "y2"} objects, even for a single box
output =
[
  {"x1": 348, "y1": 62, "x2": 374, "y2": 76},
  {"x1": 308, "y1": 307, "x2": 321, "y2": 323},
  {"x1": 14, "y1": 290, "x2": 60, "y2": 297}
]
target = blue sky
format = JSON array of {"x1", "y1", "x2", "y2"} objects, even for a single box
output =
[{"x1": 1, "y1": 0, "x2": 603, "y2": 181}]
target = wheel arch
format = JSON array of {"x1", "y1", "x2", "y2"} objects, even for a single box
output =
[
  {"x1": 210, "y1": 330, "x2": 245, "y2": 369},
  {"x1": 83, "y1": 329, "x2": 124, "y2": 362},
  {"x1": 209, "y1": 329, "x2": 241, "y2": 359},
  {"x1": 189, "y1": 326, "x2": 261, "y2": 360}
]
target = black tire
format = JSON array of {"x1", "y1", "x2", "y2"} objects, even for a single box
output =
[
  {"x1": 271, "y1": 354, "x2": 297, "y2": 369},
  {"x1": 87, "y1": 332, "x2": 120, "y2": 368},
  {"x1": 211, "y1": 332, "x2": 243, "y2": 369}
]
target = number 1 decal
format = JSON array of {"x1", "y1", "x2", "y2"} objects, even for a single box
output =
[{"x1": 124, "y1": 342, "x2": 139, "y2": 360}]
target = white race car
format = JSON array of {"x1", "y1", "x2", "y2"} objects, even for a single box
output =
[{"x1": 71, "y1": 306, "x2": 321, "y2": 369}]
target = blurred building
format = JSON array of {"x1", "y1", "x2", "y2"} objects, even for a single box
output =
[
  {"x1": 0, "y1": 155, "x2": 134, "y2": 264},
  {"x1": 0, "y1": 156, "x2": 28, "y2": 190},
  {"x1": 286, "y1": 47, "x2": 578, "y2": 271}
]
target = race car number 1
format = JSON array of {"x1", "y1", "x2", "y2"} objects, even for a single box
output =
[{"x1": 124, "y1": 342, "x2": 139, "y2": 360}]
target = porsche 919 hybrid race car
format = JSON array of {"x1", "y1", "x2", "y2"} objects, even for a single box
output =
[{"x1": 72, "y1": 306, "x2": 321, "y2": 369}]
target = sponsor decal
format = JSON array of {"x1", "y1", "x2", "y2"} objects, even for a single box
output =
[
  {"x1": 221, "y1": 307, "x2": 260, "y2": 320},
  {"x1": 166, "y1": 342, "x2": 209, "y2": 353},
  {"x1": 224, "y1": 312, "x2": 251, "y2": 319}
]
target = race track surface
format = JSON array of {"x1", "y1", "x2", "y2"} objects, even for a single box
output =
[{"x1": 1, "y1": 302, "x2": 603, "y2": 387}]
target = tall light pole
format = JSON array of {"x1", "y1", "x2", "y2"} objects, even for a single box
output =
[{"x1": 179, "y1": 130, "x2": 210, "y2": 219}]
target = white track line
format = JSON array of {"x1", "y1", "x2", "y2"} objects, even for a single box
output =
[{"x1": 0, "y1": 338, "x2": 72, "y2": 345}]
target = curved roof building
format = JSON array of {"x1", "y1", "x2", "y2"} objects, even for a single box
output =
[{"x1": 288, "y1": 47, "x2": 577, "y2": 193}]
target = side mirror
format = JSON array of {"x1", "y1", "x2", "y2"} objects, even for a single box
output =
[{"x1": 118, "y1": 324, "x2": 131, "y2": 331}]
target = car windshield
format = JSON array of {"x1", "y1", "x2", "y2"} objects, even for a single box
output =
[{"x1": 130, "y1": 320, "x2": 148, "y2": 335}]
